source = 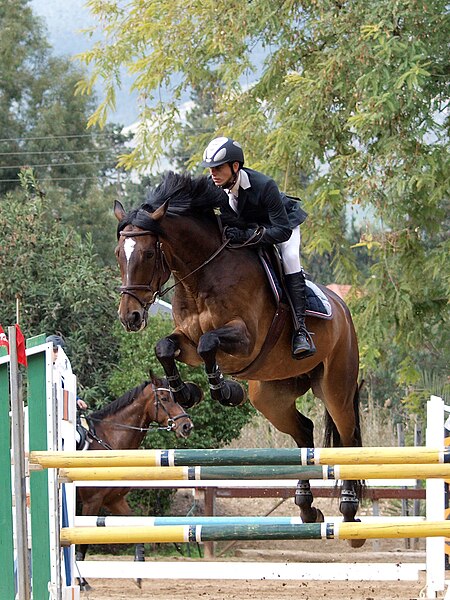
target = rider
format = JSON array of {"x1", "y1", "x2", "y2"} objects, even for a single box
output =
[{"x1": 201, "y1": 136, "x2": 315, "y2": 359}]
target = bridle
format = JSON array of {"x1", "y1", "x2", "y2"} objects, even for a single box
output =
[
  {"x1": 86, "y1": 385, "x2": 191, "y2": 450},
  {"x1": 117, "y1": 227, "x2": 230, "y2": 315},
  {"x1": 117, "y1": 230, "x2": 169, "y2": 321}
]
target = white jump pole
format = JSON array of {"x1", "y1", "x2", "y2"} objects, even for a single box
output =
[{"x1": 426, "y1": 395, "x2": 446, "y2": 598}]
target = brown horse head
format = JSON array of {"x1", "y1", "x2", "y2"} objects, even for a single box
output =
[
  {"x1": 114, "y1": 200, "x2": 171, "y2": 331},
  {"x1": 114, "y1": 172, "x2": 225, "y2": 333},
  {"x1": 89, "y1": 371, "x2": 193, "y2": 447}
]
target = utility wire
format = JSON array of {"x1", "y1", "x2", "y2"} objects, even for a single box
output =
[
  {"x1": 0, "y1": 133, "x2": 123, "y2": 143},
  {"x1": 0, "y1": 175, "x2": 122, "y2": 183},
  {"x1": 0, "y1": 161, "x2": 119, "y2": 170},
  {"x1": 0, "y1": 149, "x2": 117, "y2": 156}
]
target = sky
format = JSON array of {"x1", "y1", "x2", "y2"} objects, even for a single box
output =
[{"x1": 30, "y1": 0, "x2": 140, "y2": 126}]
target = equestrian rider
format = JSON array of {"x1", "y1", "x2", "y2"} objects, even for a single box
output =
[{"x1": 201, "y1": 136, "x2": 315, "y2": 359}]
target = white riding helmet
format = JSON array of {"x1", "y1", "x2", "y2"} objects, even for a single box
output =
[{"x1": 201, "y1": 137, "x2": 244, "y2": 168}]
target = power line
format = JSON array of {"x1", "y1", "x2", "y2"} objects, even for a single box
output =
[
  {"x1": 0, "y1": 149, "x2": 116, "y2": 156},
  {"x1": 0, "y1": 175, "x2": 123, "y2": 183},
  {"x1": 0, "y1": 161, "x2": 118, "y2": 170},
  {"x1": 0, "y1": 133, "x2": 121, "y2": 143}
]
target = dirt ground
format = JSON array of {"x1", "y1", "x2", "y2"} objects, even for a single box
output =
[
  {"x1": 76, "y1": 492, "x2": 435, "y2": 600},
  {"x1": 79, "y1": 577, "x2": 429, "y2": 600}
]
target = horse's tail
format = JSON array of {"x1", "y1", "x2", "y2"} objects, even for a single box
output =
[
  {"x1": 323, "y1": 380, "x2": 363, "y2": 448},
  {"x1": 323, "y1": 381, "x2": 364, "y2": 501}
]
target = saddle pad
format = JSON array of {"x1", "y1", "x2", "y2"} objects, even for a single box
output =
[
  {"x1": 305, "y1": 280, "x2": 333, "y2": 319},
  {"x1": 259, "y1": 253, "x2": 333, "y2": 319}
]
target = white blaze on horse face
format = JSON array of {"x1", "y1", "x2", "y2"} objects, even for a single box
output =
[{"x1": 123, "y1": 237, "x2": 136, "y2": 285}]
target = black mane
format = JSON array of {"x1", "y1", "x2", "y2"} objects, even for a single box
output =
[
  {"x1": 144, "y1": 171, "x2": 225, "y2": 213},
  {"x1": 89, "y1": 381, "x2": 149, "y2": 420},
  {"x1": 117, "y1": 171, "x2": 225, "y2": 238}
]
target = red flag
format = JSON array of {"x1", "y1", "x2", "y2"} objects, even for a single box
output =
[
  {"x1": 15, "y1": 324, "x2": 27, "y2": 367},
  {"x1": 0, "y1": 325, "x2": 9, "y2": 353}
]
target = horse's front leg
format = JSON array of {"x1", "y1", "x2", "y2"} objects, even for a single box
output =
[
  {"x1": 197, "y1": 321, "x2": 249, "y2": 407},
  {"x1": 155, "y1": 334, "x2": 204, "y2": 409}
]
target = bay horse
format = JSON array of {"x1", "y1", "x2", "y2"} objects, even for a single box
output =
[
  {"x1": 76, "y1": 371, "x2": 193, "y2": 588},
  {"x1": 114, "y1": 172, "x2": 364, "y2": 547}
]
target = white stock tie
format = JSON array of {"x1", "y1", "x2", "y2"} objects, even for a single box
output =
[{"x1": 227, "y1": 191, "x2": 238, "y2": 213}]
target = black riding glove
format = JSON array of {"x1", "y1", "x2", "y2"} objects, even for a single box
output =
[{"x1": 226, "y1": 227, "x2": 257, "y2": 244}]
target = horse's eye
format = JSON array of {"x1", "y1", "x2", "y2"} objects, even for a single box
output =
[{"x1": 145, "y1": 250, "x2": 154, "y2": 258}]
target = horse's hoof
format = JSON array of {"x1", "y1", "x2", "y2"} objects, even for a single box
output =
[
  {"x1": 177, "y1": 382, "x2": 203, "y2": 409},
  {"x1": 298, "y1": 506, "x2": 324, "y2": 524},
  {"x1": 315, "y1": 508, "x2": 325, "y2": 523},
  {"x1": 348, "y1": 537, "x2": 366, "y2": 548},
  {"x1": 217, "y1": 380, "x2": 247, "y2": 407},
  {"x1": 134, "y1": 578, "x2": 142, "y2": 589},
  {"x1": 79, "y1": 579, "x2": 92, "y2": 592}
]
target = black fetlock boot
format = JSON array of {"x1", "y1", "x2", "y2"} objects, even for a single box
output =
[{"x1": 285, "y1": 271, "x2": 316, "y2": 360}]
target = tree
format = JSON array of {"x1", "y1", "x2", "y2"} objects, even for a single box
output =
[
  {"x1": 0, "y1": 172, "x2": 120, "y2": 401},
  {"x1": 78, "y1": 0, "x2": 449, "y2": 402}
]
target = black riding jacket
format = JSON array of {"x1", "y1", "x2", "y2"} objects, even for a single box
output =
[{"x1": 219, "y1": 168, "x2": 307, "y2": 245}]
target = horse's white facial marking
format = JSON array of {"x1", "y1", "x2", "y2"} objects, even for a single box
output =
[
  {"x1": 124, "y1": 237, "x2": 136, "y2": 261},
  {"x1": 124, "y1": 238, "x2": 136, "y2": 285}
]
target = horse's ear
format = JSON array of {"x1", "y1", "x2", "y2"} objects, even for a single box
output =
[
  {"x1": 151, "y1": 200, "x2": 169, "y2": 221},
  {"x1": 114, "y1": 200, "x2": 126, "y2": 222}
]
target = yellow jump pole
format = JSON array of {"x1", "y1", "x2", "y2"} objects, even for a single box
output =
[
  {"x1": 58, "y1": 463, "x2": 450, "y2": 482},
  {"x1": 29, "y1": 445, "x2": 450, "y2": 469},
  {"x1": 60, "y1": 520, "x2": 450, "y2": 546}
]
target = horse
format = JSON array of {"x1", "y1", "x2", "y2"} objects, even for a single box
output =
[
  {"x1": 76, "y1": 371, "x2": 194, "y2": 589},
  {"x1": 113, "y1": 171, "x2": 364, "y2": 547}
]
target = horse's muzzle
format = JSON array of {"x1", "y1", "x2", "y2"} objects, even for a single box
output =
[
  {"x1": 119, "y1": 310, "x2": 148, "y2": 332},
  {"x1": 177, "y1": 420, "x2": 194, "y2": 439}
]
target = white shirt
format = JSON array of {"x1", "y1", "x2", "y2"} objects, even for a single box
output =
[{"x1": 226, "y1": 170, "x2": 251, "y2": 213}]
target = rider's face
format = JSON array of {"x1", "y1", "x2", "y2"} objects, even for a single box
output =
[{"x1": 209, "y1": 162, "x2": 239, "y2": 188}]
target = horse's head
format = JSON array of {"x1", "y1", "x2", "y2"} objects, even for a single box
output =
[
  {"x1": 147, "y1": 372, "x2": 194, "y2": 439},
  {"x1": 114, "y1": 200, "x2": 171, "y2": 331}
]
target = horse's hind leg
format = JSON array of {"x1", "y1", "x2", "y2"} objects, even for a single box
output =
[
  {"x1": 248, "y1": 379, "x2": 324, "y2": 524},
  {"x1": 312, "y1": 362, "x2": 365, "y2": 548}
]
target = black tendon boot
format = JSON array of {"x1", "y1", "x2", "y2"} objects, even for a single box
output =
[{"x1": 285, "y1": 271, "x2": 316, "y2": 359}]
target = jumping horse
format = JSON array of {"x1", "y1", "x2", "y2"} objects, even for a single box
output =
[
  {"x1": 76, "y1": 371, "x2": 193, "y2": 589},
  {"x1": 114, "y1": 171, "x2": 364, "y2": 547}
]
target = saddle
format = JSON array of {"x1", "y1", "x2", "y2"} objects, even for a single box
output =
[
  {"x1": 230, "y1": 248, "x2": 332, "y2": 378},
  {"x1": 258, "y1": 247, "x2": 333, "y2": 319},
  {"x1": 76, "y1": 415, "x2": 92, "y2": 451}
]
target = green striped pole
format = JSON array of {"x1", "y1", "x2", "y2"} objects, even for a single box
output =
[
  {"x1": 0, "y1": 351, "x2": 15, "y2": 599},
  {"x1": 58, "y1": 462, "x2": 450, "y2": 482},
  {"x1": 27, "y1": 335, "x2": 52, "y2": 600},
  {"x1": 30, "y1": 445, "x2": 450, "y2": 469},
  {"x1": 60, "y1": 520, "x2": 450, "y2": 546}
]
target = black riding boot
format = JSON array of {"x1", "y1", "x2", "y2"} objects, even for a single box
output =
[{"x1": 285, "y1": 271, "x2": 316, "y2": 360}]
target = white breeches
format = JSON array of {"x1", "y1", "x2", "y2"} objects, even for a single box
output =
[{"x1": 277, "y1": 226, "x2": 301, "y2": 274}]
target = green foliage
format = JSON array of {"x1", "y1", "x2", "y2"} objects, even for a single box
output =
[{"x1": 0, "y1": 177, "x2": 119, "y2": 401}]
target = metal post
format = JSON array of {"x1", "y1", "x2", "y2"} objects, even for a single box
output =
[{"x1": 9, "y1": 326, "x2": 31, "y2": 599}]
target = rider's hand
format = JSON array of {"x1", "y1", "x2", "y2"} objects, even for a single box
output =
[
  {"x1": 226, "y1": 227, "x2": 255, "y2": 244},
  {"x1": 77, "y1": 398, "x2": 88, "y2": 410}
]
